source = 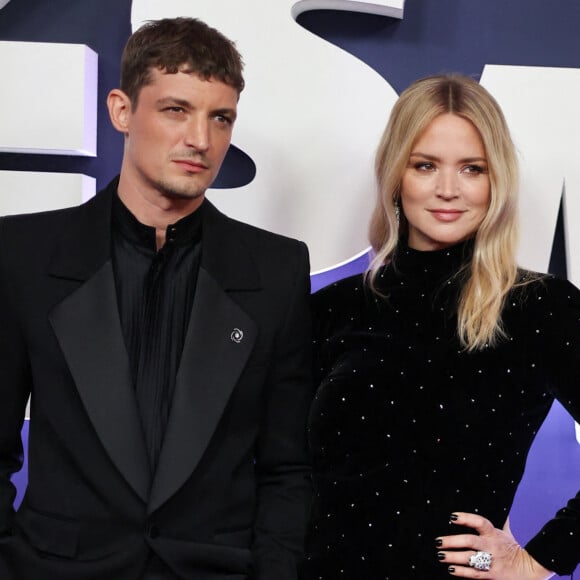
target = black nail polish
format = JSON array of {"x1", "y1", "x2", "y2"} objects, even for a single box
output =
[
  {"x1": 435, "y1": 538, "x2": 443, "y2": 547},
  {"x1": 448, "y1": 566, "x2": 455, "y2": 573},
  {"x1": 437, "y1": 552, "x2": 446, "y2": 561},
  {"x1": 449, "y1": 513, "x2": 458, "y2": 522}
]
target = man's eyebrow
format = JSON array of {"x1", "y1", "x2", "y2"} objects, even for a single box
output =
[
  {"x1": 155, "y1": 98, "x2": 237, "y2": 121},
  {"x1": 156, "y1": 97, "x2": 192, "y2": 108}
]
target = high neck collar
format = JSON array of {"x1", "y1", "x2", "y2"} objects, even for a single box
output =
[{"x1": 389, "y1": 238, "x2": 474, "y2": 284}]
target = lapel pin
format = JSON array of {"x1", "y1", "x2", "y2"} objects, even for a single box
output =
[{"x1": 230, "y1": 328, "x2": 244, "y2": 343}]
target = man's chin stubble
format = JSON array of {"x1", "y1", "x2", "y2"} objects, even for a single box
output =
[{"x1": 157, "y1": 180, "x2": 206, "y2": 201}]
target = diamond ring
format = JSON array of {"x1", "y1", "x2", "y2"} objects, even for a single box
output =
[{"x1": 469, "y1": 550, "x2": 492, "y2": 571}]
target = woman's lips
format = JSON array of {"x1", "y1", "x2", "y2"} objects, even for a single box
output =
[{"x1": 428, "y1": 209, "x2": 465, "y2": 222}]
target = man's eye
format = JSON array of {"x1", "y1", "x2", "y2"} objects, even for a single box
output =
[{"x1": 215, "y1": 114, "x2": 232, "y2": 124}]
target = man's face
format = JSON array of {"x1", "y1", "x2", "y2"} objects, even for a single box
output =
[{"x1": 119, "y1": 67, "x2": 238, "y2": 206}]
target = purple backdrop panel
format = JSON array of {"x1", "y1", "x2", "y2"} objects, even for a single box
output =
[
  {"x1": 311, "y1": 252, "x2": 370, "y2": 293},
  {"x1": 11, "y1": 420, "x2": 28, "y2": 510},
  {"x1": 511, "y1": 401, "x2": 580, "y2": 578}
]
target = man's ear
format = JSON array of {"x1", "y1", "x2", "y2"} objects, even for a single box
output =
[{"x1": 107, "y1": 89, "x2": 132, "y2": 133}]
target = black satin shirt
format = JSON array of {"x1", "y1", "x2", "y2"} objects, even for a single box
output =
[{"x1": 111, "y1": 194, "x2": 204, "y2": 470}]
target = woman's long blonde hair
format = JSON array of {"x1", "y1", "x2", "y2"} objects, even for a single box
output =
[{"x1": 368, "y1": 74, "x2": 520, "y2": 351}]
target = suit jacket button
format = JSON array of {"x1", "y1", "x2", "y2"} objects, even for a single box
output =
[{"x1": 146, "y1": 524, "x2": 160, "y2": 539}]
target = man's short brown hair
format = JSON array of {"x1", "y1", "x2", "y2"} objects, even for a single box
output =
[{"x1": 121, "y1": 17, "x2": 245, "y2": 107}]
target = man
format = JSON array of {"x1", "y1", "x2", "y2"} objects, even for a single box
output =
[{"x1": 0, "y1": 17, "x2": 312, "y2": 580}]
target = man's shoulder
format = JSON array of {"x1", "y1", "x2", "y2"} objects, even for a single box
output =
[
  {"x1": 0, "y1": 204, "x2": 78, "y2": 240},
  {"x1": 205, "y1": 201, "x2": 306, "y2": 253},
  {"x1": 231, "y1": 217, "x2": 304, "y2": 250},
  {"x1": 0, "y1": 187, "x2": 112, "y2": 256},
  {"x1": 1, "y1": 182, "x2": 112, "y2": 230},
  {"x1": 203, "y1": 203, "x2": 310, "y2": 290}
]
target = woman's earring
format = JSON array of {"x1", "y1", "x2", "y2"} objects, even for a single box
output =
[{"x1": 393, "y1": 197, "x2": 401, "y2": 223}]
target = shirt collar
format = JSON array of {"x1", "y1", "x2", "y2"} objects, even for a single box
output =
[{"x1": 112, "y1": 192, "x2": 205, "y2": 251}]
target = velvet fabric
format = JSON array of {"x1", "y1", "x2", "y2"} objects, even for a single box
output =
[{"x1": 305, "y1": 241, "x2": 580, "y2": 579}]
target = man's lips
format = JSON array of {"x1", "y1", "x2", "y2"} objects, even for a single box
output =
[
  {"x1": 172, "y1": 159, "x2": 208, "y2": 173},
  {"x1": 428, "y1": 209, "x2": 466, "y2": 222}
]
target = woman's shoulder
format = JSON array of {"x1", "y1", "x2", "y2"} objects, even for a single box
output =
[
  {"x1": 514, "y1": 270, "x2": 580, "y2": 298},
  {"x1": 312, "y1": 272, "x2": 367, "y2": 316},
  {"x1": 311, "y1": 272, "x2": 381, "y2": 335},
  {"x1": 313, "y1": 271, "x2": 366, "y2": 300},
  {"x1": 510, "y1": 271, "x2": 580, "y2": 318}
]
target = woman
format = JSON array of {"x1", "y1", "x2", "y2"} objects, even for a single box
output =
[{"x1": 305, "y1": 74, "x2": 580, "y2": 579}]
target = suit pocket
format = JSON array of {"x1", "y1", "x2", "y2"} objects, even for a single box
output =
[{"x1": 16, "y1": 507, "x2": 79, "y2": 559}]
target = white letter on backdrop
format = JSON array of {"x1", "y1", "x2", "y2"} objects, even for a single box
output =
[{"x1": 132, "y1": 0, "x2": 403, "y2": 272}]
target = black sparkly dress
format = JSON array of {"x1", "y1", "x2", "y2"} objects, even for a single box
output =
[{"x1": 305, "y1": 241, "x2": 580, "y2": 579}]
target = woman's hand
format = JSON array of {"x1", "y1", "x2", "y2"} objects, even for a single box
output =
[{"x1": 435, "y1": 512, "x2": 554, "y2": 579}]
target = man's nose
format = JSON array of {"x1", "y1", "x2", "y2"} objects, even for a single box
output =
[{"x1": 184, "y1": 117, "x2": 210, "y2": 151}]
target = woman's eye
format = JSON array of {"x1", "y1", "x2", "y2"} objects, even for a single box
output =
[
  {"x1": 414, "y1": 162, "x2": 434, "y2": 171},
  {"x1": 462, "y1": 164, "x2": 486, "y2": 174}
]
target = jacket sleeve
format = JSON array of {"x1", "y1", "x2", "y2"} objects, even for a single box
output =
[
  {"x1": 524, "y1": 278, "x2": 580, "y2": 575},
  {"x1": 0, "y1": 217, "x2": 31, "y2": 534},
  {"x1": 251, "y1": 241, "x2": 313, "y2": 580}
]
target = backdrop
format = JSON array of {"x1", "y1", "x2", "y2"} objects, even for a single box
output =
[{"x1": 0, "y1": 1, "x2": 578, "y2": 576}]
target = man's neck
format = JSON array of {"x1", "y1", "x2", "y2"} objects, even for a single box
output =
[{"x1": 117, "y1": 177, "x2": 205, "y2": 249}]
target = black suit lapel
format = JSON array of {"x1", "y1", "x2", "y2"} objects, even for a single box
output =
[
  {"x1": 47, "y1": 183, "x2": 150, "y2": 502},
  {"x1": 149, "y1": 268, "x2": 256, "y2": 513},
  {"x1": 149, "y1": 202, "x2": 259, "y2": 513}
]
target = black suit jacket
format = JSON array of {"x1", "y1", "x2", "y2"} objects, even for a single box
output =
[{"x1": 0, "y1": 180, "x2": 312, "y2": 580}]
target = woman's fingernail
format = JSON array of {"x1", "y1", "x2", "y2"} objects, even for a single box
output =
[
  {"x1": 449, "y1": 513, "x2": 459, "y2": 522},
  {"x1": 435, "y1": 538, "x2": 443, "y2": 547},
  {"x1": 448, "y1": 566, "x2": 455, "y2": 574},
  {"x1": 437, "y1": 552, "x2": 446, "y2": 560}
]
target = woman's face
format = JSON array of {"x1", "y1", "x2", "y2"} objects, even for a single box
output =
[{"x1": 400, "y1": 113, "x2": 491, "y2": 251}]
